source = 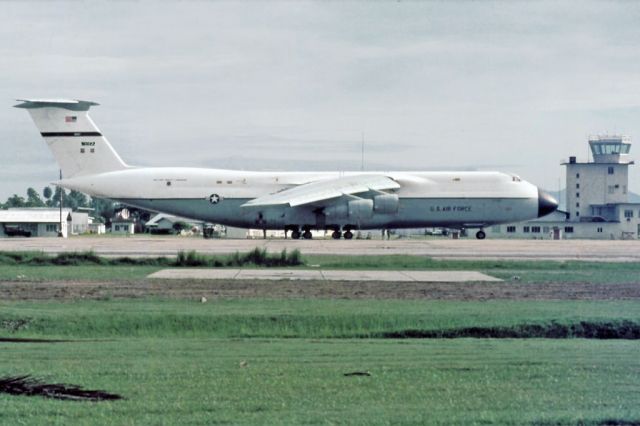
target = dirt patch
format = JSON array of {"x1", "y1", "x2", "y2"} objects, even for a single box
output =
[
  {"x1": 0, "y1": 279, "x2": 639, "y2": 301},
  {"x1": 380, "y1": 320, "x2": 640, "y2": 339},
  {"x1": 0, "y1": 375, "x2": 122, "y2": 401}
]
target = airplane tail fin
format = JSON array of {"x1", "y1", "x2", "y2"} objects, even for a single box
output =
[{"x1": 14, "y1": 99, "x2": 128, "y2": 178}]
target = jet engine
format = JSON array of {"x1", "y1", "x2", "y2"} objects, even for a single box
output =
[
  {"x1": 373, "y1": 194, "x2": 399, "y2": 214},
  {"x1": 324, "y1": 204, "x2": 349, "y2": 218},
  {"x1": 348, "y1": 199, "x2": 374, "y2": 220}
]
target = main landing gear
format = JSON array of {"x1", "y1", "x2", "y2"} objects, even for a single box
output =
[
  {"x1": 475, "y1": 229, "x2": 486, "y2": 240},
  {"x1": 330, "y1": 227, "x2": 353, "y2": 239},
  {"x1": 289, "y1": 227, "x2": 313, "y2": 239},
  {"x1": 289, "y1": 226, "x2": 354, "y2": 240}
]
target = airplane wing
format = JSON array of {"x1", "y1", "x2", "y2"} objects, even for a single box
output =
[{"x1": 241, "y1": 174, "x2": 400, "y2": 208}]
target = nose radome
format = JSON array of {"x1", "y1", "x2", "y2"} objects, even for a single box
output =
[{"x1": 538, "y1": 188, "x2": 558, "y2": 218}]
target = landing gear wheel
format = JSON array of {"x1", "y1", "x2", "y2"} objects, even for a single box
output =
[
  {"x1": 331, "y1": 231, "x2": 342, "y2": 240},
  {"x1": 475, "y1": 230, "x2": 486, "y2": 240},
  {"x1": 291, "y1": 230, "x2": 301, "y2": 239},
  {"x1": 302, "y1": 230, "x2": 312, "y2": 239},
  {"x1": 343, "y1": 230, "x2": 353, "y2": 240}
]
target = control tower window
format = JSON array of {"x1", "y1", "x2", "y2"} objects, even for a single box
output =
[
  {"x1": 608, "y1": 167, "x2": 614, "y2": 175},
  {"x1": 576, "y1": 173, "x2": 580, "y2": 179}
]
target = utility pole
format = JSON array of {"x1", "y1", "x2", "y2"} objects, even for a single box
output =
[
  {"x1": 361, "y1": 132, "x2": 364, "y2": 171},
  {"x1": 58, "y1": 169, "x2": 63, "y2": 237}
]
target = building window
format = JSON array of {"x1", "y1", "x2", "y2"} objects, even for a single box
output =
[
  {"x1": 576, "y1": 173, "x2": 580, "y2": 179},
  {"x1": 624, "y1": 210, "x2": 634, "y2": 219},
  {"x1": 597, "y1": 227, "x2": 603, "y2": 233},
  {"x1": 543, "y1": 226, "x2": 550, "y2": 233},
  {"x1": 216, "y1": 180, "x2": 222, "y2": 184},
  {"x1": 608, "y1": 166, "x2": 614, "y2": 175},
  {"x1": 80, "y1": 148, "x2": 85, "y2": 153},
  {"x1": 45, "y1": 224, "x2": 57, "y2": 232},
  {"x1": 532, "y1": 226, "x2": 541, "y2": 233},
  {"x1": 565, "y1": 226, "x2": 574, "y2": 233},
  {"x1": 576, "y1": 212, "x2": 580, "y2": 217},
  {"x1": 576, "y1": 183, "x2": 580, "y2": 189},
  {"x1": 608, "y1": 185, "x2": 615, "y2": 194},
  {"x1": 576, "y1": 192, "x2": 580, "y2": 198},
  {"x1": 523, "y1": 226, "x2": 530, "y2": 233},
  {"x1": 506, "y1": 226, "x2": 516, "y2": 233},
  {"x1": 576, "y1": 202, "x2": 580, "y2": 208},
  {"x1": 114, "y1": 225, "x2": 120, "y2": 231},
  {"x1": 90, "y1": 148, "x2": 95, "y2": 153}
]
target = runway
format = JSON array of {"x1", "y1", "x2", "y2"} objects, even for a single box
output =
[{"x1": 1, "y1": 236, "x2": 640, "y2": 261}]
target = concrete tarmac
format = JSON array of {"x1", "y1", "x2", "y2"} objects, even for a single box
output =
[
  {"x1": 1, "y1": 236, "x2": 640, "y2": 261},
  {"x1": 149, "y1": 269, "x2": 501, "y2": 282}
]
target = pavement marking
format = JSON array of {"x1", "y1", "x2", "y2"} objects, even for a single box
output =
[{"x1": 147, "y1": 269, "x2": 502, "y2": 282}]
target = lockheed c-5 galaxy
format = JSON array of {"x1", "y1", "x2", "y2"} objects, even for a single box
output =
[{"x1": 15, "y1": 99, "x2": 558, "y2": 239}]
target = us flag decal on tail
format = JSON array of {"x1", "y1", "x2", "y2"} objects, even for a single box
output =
[{"x1": 65, "y1": 116, "x2": 77, "y2": 122}]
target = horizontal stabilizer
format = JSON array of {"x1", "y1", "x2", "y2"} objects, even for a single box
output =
[{"x1": 14, "y1": 99, "x2": 99, "y2": 111}]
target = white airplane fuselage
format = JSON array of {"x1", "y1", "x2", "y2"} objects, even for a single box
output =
[{"x1": 59, "y1": 167, "x2": 546, "y2": 230}]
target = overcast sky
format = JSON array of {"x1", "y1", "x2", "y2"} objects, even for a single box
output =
[{"x1": 2, "y1": 1, "x2": 640, "y2": 200}]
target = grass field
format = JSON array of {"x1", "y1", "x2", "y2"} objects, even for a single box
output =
[
  {"x1": 1, "y1": 252, "x2": 639, "y2": 424},
  {"x1": 2, "y1": 338, "x2": 639, "y2": 425},
  {"x1": 1, "y1": 250, "x2": 640, "y2": 284},
  {"x1": 0, "y1": 299, "x2": 639, "y2": 424},
  {"x1": 2, "y1": 299, "x2": 640, "y2": 339}
]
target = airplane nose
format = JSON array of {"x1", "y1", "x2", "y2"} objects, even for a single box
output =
[{"x1": 538, "y1": 188, "x2": 558, "y2": 217}]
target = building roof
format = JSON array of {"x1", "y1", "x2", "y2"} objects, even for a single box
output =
[{"x1": 0, "y1": 208, "x2": 72, "y2": 223}]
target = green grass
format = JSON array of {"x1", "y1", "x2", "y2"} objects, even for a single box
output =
[
  {"x1": 2, "y1": 299, "x2": 640, "y2": 339},
  {"x1": 2, "y1": 251, "x2": 640, "y2": 284},
  {"x1": 0, "y1": 265, "x2": 160, "y2": 281},
  {"x1": 1, "y1": 299, "x2": 639, "y2": 424},
  {"x1": 1, "y1": 338, "x2": 639, "y2": 425}
]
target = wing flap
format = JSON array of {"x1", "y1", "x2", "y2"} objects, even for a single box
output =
[{"x1": 242, "y1": 174, "x2": 400, "y2": 208}]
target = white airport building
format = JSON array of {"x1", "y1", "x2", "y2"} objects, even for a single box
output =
[
  {"x1": 487, "y1": 135, "x2": 640, "y2": 239},
  {"x1": 0, "y1": 208, "x2": 89, "y2": 238}
]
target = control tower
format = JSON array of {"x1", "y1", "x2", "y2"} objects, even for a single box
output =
[{"x1": 563, "y1": 135, "x2": 634, "y2": 222}]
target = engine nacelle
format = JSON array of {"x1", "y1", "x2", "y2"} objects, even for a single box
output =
[
  {"x1": 348, "y1": 199, "x2": 374, "y2": 220},
  {"x1": 373, "y1": 194, "x2": 399, "y2": 214},
  {"x1": 324, "y1": 203, "x2": 349, "y2": 219}
]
